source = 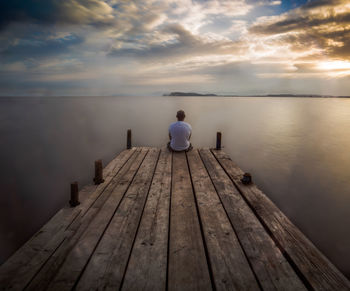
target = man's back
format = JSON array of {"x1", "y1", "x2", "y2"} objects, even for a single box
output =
[{"x1": 169, "y1": 121, "x2": 192, "y2": 151}]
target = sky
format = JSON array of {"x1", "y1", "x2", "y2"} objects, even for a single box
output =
[{"x1": 0, "y1": 0, "x2": 350, "y2": 96}]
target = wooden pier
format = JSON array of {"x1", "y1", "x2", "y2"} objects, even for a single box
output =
[{"x1": 1, "y1": 147, "x2": 350, "y2": 290}]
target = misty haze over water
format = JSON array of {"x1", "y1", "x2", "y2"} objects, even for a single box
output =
[{"x1": 0, "y1": 96, "x2": 349, "y2": 279}]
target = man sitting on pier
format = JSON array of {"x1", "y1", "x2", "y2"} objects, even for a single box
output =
[{"x1": 168, "y1": 110, "x2": 193, "y2": 152}]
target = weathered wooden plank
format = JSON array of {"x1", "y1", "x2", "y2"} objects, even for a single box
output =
[
  {"x1": 187, "y1": 149, "x2": 260, "y2": 290},
  {"x1": 168, "y1": 152, "x2": 212, "y2": 291},
  {"x1": 121, "y1": 148, "x2": 172, "y2": 291},
  {"x1": 66, "y1": 149, "x2": 143, "y2": 233},
  {"x1": 200, "y1": 149, "x2": 306, "y2": 290},
  {"x1": 71, "y1": 148, "x2": 139, "y2": 220},
  {"x1": 46, "y1": 148, "x2": 138, "y2": 231},
  {"x1": 74, "y1": 148, "x2": 160, "y2": 291},
  {"x1": 23, "y1": 148, "x2": 149, "y2": 291},
  {"x1": 211, "y1": 149, "x2": 350, "y2": 291},
  {"x1": 0, "y1": 148, "x2": 137, "y2": 290}
]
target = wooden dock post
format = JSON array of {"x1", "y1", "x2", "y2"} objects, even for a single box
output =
[
  {"x1": 216, "y1": 132, "x2": 222, "y2": 150},
  {"x1": 93, "y1": 159, "x2": 105, "y2": 185},
  {"x1": 127, "y1": 129, "x2": 132, "y2": 149},
  {"x1": 69, "y1": 182, "x2": 80, "y2": 207},
  {"x1": 241, "y1": 172, "x2": 252, "y2": 184}
]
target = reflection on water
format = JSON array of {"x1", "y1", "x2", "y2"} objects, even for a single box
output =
[{"x1": 0, "y1": 96, "x2": 349, "y2": 278}]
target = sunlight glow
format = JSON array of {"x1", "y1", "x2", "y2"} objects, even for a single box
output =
[
  {"x1": 318, "y1": 61, "x2": 350, "y2": 71},
  {"x1": 316, "y1": 61, "x2": 350, "y2": 78}
]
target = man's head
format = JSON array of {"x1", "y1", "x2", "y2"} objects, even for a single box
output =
[{"x1": 176, "y1": 110, "x2": 185, "y2": 121}]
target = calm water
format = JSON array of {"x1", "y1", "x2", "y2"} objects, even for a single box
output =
[{"x1": 0, "y1": 96, "x2": 349, "y2": 278}]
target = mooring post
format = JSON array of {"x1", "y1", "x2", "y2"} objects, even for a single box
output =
[
  {"x1": 70, "y1": 182, "x2": 80, "y2": 207},
  {"x1": 127, "y1": 129, "x2": 132, "y2": 149},
  {"x1": 241, "y1": 173, "x2": 252, "y2": 185},
  {"x1": 216, "y1": 131, "x2": 222, "y2": 150},
  {"x1": 93, "y1": 159, "x2": 105, "y2": 184}
]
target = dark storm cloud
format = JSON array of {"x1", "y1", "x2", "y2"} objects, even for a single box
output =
[{"x1": 0, "y1": 0, "x2": 115, "y2": 30}]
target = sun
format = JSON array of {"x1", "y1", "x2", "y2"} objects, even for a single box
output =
[
  {"x1": 317, "y1": 60, "x2": 350, "y2": 71},
  {"x1": 317, "y1": 60, "x2": 350, "y2": 77}
]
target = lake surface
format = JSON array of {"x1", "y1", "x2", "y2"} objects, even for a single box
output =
[{"x1": 0, "y1": 96, "x2": 349, "y2": 278}]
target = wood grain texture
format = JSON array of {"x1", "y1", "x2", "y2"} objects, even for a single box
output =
[
  {"x1": 187, "y1": 149, "x2": 260, "y2": 291},
  {"x1": 0, "y1": 148, "x2": 136, "y2": 290},
  {"x1": 168, "y1": 152, "x2": 212, "y2": 291},
  {"x1": 74, "y1": 148, "x2": 160, "y2": 291},
  {"x1": 2, "y1": 147, "x2": 347, "y2": 291},
  {"x1": 211, "y1": 149, "x2": 350, "y2": 291},
  {"x1": 121, "y1": 148, "x2": 172, "y2": 291},
  {"x1": 23, "y1": 148, "x2": 148, "y2": 291},
  {"x1": 200, "y1": 149, "x2": 306, "y2": 291}
]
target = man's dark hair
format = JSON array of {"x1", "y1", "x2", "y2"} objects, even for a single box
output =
[{"x1": 176, "y1": 110, "x2": 185, "y2": 120}]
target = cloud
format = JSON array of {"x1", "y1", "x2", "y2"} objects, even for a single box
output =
[
  {"x1": 249, "y1": 0, "x2": 350, "y2": 59},
  {"x1": 105, "y1": 0, "x2": 253, "y2": 49},
  {"x1": 1, "y1": 0, "x2": 350, "y2": 95},
  {"x1": 108, "y1": 23, "x2": 247, "y2": 64},
  {"x1": 0, "y1": 0, "x2": 115, "y2": 30},
  {"x1": 0, "y1": 32, "x2": 83, "y2": 62}
]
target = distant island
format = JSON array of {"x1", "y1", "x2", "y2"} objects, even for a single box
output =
[
  {"x1": 164, "y1": 92, "x2": 217, "y2": 96},
  {"x1": 163, "y1": 92, "x2": 350, "y2": 98}
]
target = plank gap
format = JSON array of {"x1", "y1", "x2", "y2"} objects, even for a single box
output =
[
  {"x1": 209, "y1": 149, "x2": 313, "y2": 290},
  {"x1": 23, "y1": 237, "x2": 67, "y2": 290},
  {"x1": 210, "y1": 149, "x2": 350, "y2": 290},
  {"x1": 198, "y1": 151, "x2": 263, "y2": 290},
  {"x1": 70, "y1": 149, "x2": 150, "y2": 290},
  {"x1": 80, "y1": 149, "x2": 139, "y2": 219},
  {"x1": 185, "y1": 150, "x2": 217, "y2": 291},
  {"x1": 165, "y1": 150, "x2": 173, "y2": 291},
  {"x1": 119, "y1": 149, "x2": 162, "y2": 290},
  {"x1": 73, "y1": 149, "x2": 159, "y2": 290}
]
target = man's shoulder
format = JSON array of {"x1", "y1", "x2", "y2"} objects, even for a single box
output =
[
  {"x1": 169, "y1": 122, "x2": 178, "y2": 129},
  {"x1": 183, "y1": 122, "x2": 192, "y2": 130}
]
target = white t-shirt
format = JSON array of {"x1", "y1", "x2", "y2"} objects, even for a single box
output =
[{"x1": 169, "y1": 121, "x2": 192, "y2": 151}]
